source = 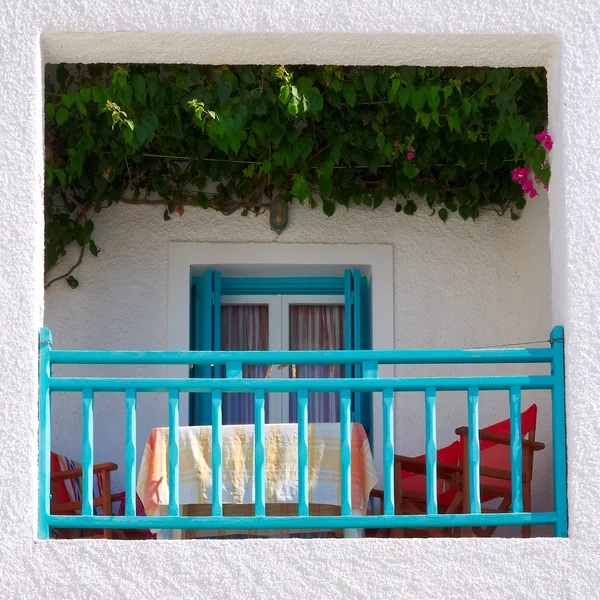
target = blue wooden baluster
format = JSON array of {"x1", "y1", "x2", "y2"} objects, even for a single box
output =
[
  {"x1": 509, "y1": 386, "x2": 523, "y2": 512},
  {"x1": 425, "y1": 387, "x2": 438, "y2": 515},
  {"x1": 38, "y1": 328, "x2": 52, "y2": 539},
  {"x1": 340, "y1": 388, "x2": 352, "y2": 516},
  {"x1": 297, "y1": 389, "x2": 309, "y2": 516},
  {"x1": 382, "y1": 388, "x2": 395, "y2": 516},
  {"x1": 254, "y1": 388, "x2": 266, "y2": 517},
  {"x1": 550, "y1": 326, "x2": 568, "y2": 537},
  {"x1": 125, "y1": 388, "x2": 137, "y2": 516},
  {"x1": 211, "y1": 389, "x2": 223, "y2": 517},
  {"x1": 168, "y1": 388, "x2": 180, "y2": 517},
  {"x1": 467, "y1": 387, "x2": 481, "y2": 514},
  {"x1": 81, "y1": 388, "x2": 94, "y2": 517}
]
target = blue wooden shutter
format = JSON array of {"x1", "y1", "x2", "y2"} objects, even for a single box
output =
[
  {"x1": 343, "y1": 269, "x2": 372, "y2": 435},
  {"x1": 190, "y1": 269, "x2": 221, "y2": 425}
]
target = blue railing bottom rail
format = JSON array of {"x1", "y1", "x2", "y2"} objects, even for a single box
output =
[{"x1": 38, "y1": 326, "x2": 567, "y2": 538}]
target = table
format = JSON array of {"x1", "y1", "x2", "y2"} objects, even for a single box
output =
[{"x1": 137, "y1": 422, "x2": 378, "y2": 538}]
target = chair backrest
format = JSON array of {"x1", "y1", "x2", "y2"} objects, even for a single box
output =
[
  {"x1": 401, "y1": 441, "x2": 461, "y2": 501},
  {"x1": 459, "y1": 404, "x2": 538, "y2": 493},
  {"x1": 50, "y1": 451, "x2": 104, "y2": 514}
]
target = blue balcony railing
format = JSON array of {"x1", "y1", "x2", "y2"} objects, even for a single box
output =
[{"x1": 38, "y1": 326, "x2": 567, "y2": 538}]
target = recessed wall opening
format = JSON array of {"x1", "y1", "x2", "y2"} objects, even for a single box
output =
[{"x1": 41, "y1": 49, "x2": 564, "y2": 541}]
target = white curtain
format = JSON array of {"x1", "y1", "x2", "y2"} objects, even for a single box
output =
[
  {"x1": 220, "y1": 305, "x2": 269, "y2": 424},
  {"x1": 288, "y1": 304, "x2": 345, "y2": 423},
  {"x1": 220, "y1": 303, "x2": 344, "y2": 424}
]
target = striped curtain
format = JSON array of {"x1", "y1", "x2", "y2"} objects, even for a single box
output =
[
  {"x1": 288, "y1": 304, "x2": 345, "y2": 423},
  {"x1": 220, "y1": 305, "x2": 269, "y2": 425}
]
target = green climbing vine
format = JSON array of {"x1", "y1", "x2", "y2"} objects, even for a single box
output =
[{"x1": 44, "y1": 63, "x2": 549, "y2": 288}]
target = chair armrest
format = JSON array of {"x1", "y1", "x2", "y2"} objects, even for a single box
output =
[
  {"x1": 454, "y1": 428, "x2": 545, "y2": 451},
  {"x1": 51, "y1": 462, "x2": 119, "y2": 482},
  {"x1": 395, "y1": 455, "x2": 462, "y2": 478}
]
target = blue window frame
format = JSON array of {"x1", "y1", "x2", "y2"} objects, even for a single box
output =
[{"x1": 190, "y1": 270, "x2": 372, "y2": 436}]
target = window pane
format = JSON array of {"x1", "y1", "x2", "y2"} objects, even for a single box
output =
[
  {"x1": 288, "y1": 304, "x2": 344, "y2": 423},
  {"x1": 220, "y1": 304, "x2": 268, "y2": 425}
]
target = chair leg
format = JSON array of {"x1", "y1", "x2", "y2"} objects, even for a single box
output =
[
  {"x1": 523, "y1": 482, "x2": 532, "y2": 538},
  {"x1": 101, "y1": 469, "x2": 113, "y2": 539}
]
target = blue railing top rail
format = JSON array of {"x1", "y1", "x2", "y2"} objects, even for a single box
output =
[
  {"x1": 44, "y1": 326, "x2": 563, "y2": 365},
  {"x1": 48, "y1": 375, "x2": 556, "y2": 393},
  {"x1": 48, "y1": 347, "x2": 556, "y2": 365}
]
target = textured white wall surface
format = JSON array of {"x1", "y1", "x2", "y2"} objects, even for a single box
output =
[{"x1": 1, "y1": 0, "x2": 600, "y2": 597}]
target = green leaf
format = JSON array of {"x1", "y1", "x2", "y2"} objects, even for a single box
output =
[
  {"x1": 319, "y1": 176, "x2": 333, "y2": 199},
  {"x1": 89, "y1": 239, "x2": 99, "y2": 256},
  {"x1": 307, "y1": 88, "x2": 324, "y2": 113},
  {"x1": 287, "y1": 96, "x2": 299, "y2": 116},
  {"x1": 468, "y1": 181, "x2": 480, "y2": 198},
  {"x1": 388, "y1": 79, "x2": 401, "y2": 102},
  {"x1": 322, "y1": 201, "x2": 336, "y2": 216},
  {"x1": 397, "y1": 87, "x2": 410, "y2": 108},
  {"x1": 428, "y1": 89, "x2": 440, "y2": 111},
  {"x1": 420, "y1": 113, "x2": 431, "y2": 129},
  {"x1": 363, "y1": 72, "x2": 377, "y2": 99},
  {"x1": 61, "y1": 94, "x2": 74, "y2": 108},
  {"x1": 80, "y1": 88, "x2": 91, "y2": 103},
  {"x1": 376, "y1": 132, "x2": 386, "y2": 152},
  {"x1": 55, "y1": 106, "x2": 69, "y2": 126},
  {"x1": 132, "y1": 74, "x2": 147, "y2": 105},
  {"x1": 343, "y1": 83, "x2": 357, "y2": 108},
  {"x1": 319, "y1": 159, "x2": 334, "y2": 178},
  {"x1": 54, "y1": 169, "x2": 66, "y2": 185},
  {"x1": 74, "y1": 94, "x2": 87, "y2": 116},
  {"x1": 292, "y1": 175, "x2": 311, "y2": 202},
  {"x1": 297, "y1": 137, "x2": 314, "y2": 160},
  {"x1": 66, "y1": 276, "x2": 79, "y2": 289},
  {"x1": 409, "y1": 89, "x2": 426, "y2": 112},
  {"x1": 443, "y1": 85, "x2": 453, "y2": 98},
  {"x1": 458, "y1": 204, "x2": 471, "y2": 220},
  {"x1": 402, "y1": 161, "x2": 420, "y2": 180},
  {"x1": 403, "y1": 200, "x2": 417, "y2": 215},
  {"x1": 279, "y1": 85, "x2": 291, "y2": 105},
  {"x1": 447, "y1": 113, "x2": 461, "y2": 133},
  {"x1": 45, "y1": 103, "x2": 56, "y2": 120},
  {"x1": 438, "y1": 208, "x2": 449, "y2": 222},
  {"x1": 218, "y1": 80, "x2": 233, "y2": 104}
]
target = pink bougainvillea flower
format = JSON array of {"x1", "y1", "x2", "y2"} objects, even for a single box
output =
[
  {"x1": 536, "y1": 130, "x2": 548, "y2": 142},
  {"x1": 391, "y1": 151, "x2": 396, "y2": 156},
  {"x1": 534, "y1": 175, "x2": 541, "y2": 183},
  {"x1": 410, "y1": 146, "x2": 415, "y2": 152},
  {"x1": 544, "y1": 138, "x2": 553, "y2": 150},
  {"x1": 529, "y1": 188, "x2": 538, "y2": 198},
  {"x1": 522, "y1": 178, "x2": 534, "y2": 192},
  {"x1": 511, "y1": 169, "x2": 521, "y2": 181},
  {"x1": 393, "y1": 140, "x2": 400, "y2": 147},
  {"x1": 407, "y1": 152, "x2": 414, "y2": 160},
  {"x1": 544, "y1": 184, "x2": 549, "y2": 191}
]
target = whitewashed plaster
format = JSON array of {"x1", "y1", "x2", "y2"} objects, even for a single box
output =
[{"x1": 1, "y1": 2, "x2": 599, "y2": 597}]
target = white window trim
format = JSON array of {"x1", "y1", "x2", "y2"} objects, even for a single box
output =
[{"x1": 168, "y1": 242, "x2": 394, "y2": 473}]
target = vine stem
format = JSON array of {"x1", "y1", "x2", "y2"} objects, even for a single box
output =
[{"x1": 44, "y1": 245, "x2": 86, "y2": 290}]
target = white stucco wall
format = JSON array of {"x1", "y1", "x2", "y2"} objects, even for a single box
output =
[{"x1": 2, "y1": 2, "x2": 600, "y2": 597}]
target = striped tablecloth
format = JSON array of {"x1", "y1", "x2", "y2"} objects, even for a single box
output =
[{"x1": 137, "y1": 422, "x2": 378, "y2": 520}]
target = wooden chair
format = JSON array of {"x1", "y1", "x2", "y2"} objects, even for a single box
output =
[
  {"x1": 369, "y1": 441, "x2": 464, "y2": 538},
  {"x1": 369, "y1": 404, "x2": 545, "y2": 538},
  {"x1": 456, "y1": 403, "x2": 545, "y2": 538},
  {"x1": 50, "y1": 451, "x2": 120, "y2": 539}
]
